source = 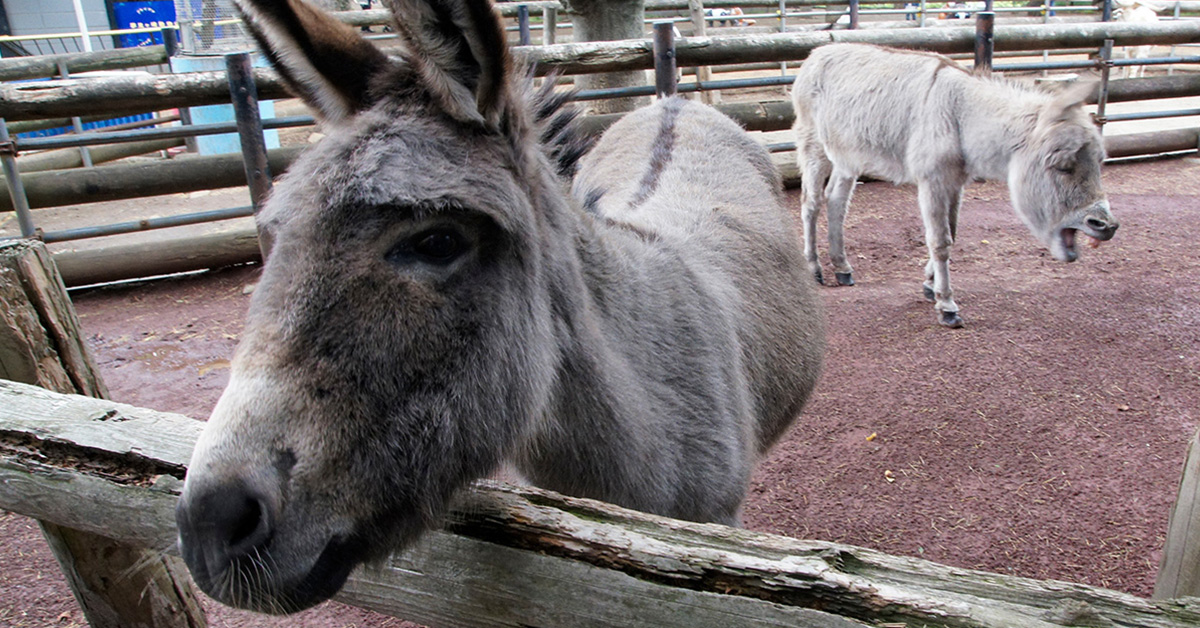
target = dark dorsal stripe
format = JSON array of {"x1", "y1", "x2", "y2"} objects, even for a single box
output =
[{"x1": 627, "y1": 97, "x2": 684, "y2": 211}]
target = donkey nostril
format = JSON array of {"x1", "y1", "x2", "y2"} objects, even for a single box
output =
[
  {"x1": 196, "y1": 482, "x2": 273, "y2": 558},
  {"x1": 228, "y1": 496, "x2": 266, "y2": 549},
  {"x1": 1086, "y1": 217, "x2": 1108, "y2": 230}
]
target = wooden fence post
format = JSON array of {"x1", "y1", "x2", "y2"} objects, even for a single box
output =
[
  {"x1": 0, "y1": 239, "x2": 207, "y2": 628},
  {"x1": 1155, "y1": 425, "x2": 1200, "y2": 599},
  {"x1": 687, "y1": 0, "x2": 720, "y2": 104}
]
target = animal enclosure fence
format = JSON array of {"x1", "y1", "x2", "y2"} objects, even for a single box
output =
[
  {"x1": 1, "y1": 374, "x2": 1199, "y2": 627},
  {"x1": 0, "y1": 12, "x2": 1199, "y2": 286}
]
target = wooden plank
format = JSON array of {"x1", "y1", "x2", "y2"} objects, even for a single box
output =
[
  {"x1": 0, "y1": 46, "x2": 169, "y2": 82},
  {"x1": 0, "y1": 68, "x2": 294, "y2": 122},
  {"x1": 1, "y1": 379, "x2": 1199, "y2": 628},
  {"x1": 52, "y1": 223, "x2": 263, "y2": 288},
  {"x1": 518, "y1": 21, "x2": 1200, "y2": 76},
  {"x1": 1155, "y1": 426, "x2": 1200, "y2": 599},
  {"x1": 340, "y1": 530, "x2": 870, "y2": 628},
  {"x1": 0, "y1": 146, "x2": 305, "y2": 212},
  {"x1": 3, "y1": 21, "x2": 1199, "y2": 122}
]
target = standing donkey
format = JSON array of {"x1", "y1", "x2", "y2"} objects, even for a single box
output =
[
  {"x1": 175, "y1": 0, "x2": 825, "y2": 614},
  {"x1": 792, "y1": 43, "x2": 1118, "y2": 327}
]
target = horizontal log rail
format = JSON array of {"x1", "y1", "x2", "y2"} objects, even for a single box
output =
[
  {"x1": 2, "y1": 84, "x2": 1193, "y2": 215},
  {"x1": 0, "y1": 46, "x2": 169, "y2": 83},
  {"x1": 2, "y1": 20, "x2": 1198, "y2": 122},
  {"x1": 0, "y1": 378, "x2": 1198, "y2": 628}
]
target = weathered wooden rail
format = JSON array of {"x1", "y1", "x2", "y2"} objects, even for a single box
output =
[
  {"x1": 0, "y1": 378, "x2": 1198, "y2": 627},
  {"x1": 3, "y1": 20, "x2": 1198, "y2": 122}
]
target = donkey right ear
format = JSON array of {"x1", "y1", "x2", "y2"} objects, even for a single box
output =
[{"x1": 234, "y1": 0, "x2": 393, "y2": 122}]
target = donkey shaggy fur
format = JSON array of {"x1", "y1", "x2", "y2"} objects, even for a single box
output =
[{"x1": 175, "y1": 0, "x2": 824, "y2": 613}]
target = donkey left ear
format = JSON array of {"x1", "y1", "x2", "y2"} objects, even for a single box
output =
[
  {"x1": 234, "y1": 0, "x2": 394, "y2": 123},
  {"x1": 383, "y1": 0, "x2": 510, "y2": 126},
  {"x1": 1040, "y1": 79, "x2": 1098, "y2": 126}
]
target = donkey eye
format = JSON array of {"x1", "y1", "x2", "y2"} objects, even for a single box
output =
[
  {"x1": 389, "y1": 228, "x2": 468, "y2": 266},
  {"x1": 416, "y1": 230, "x2": 463, "y2": 258}
]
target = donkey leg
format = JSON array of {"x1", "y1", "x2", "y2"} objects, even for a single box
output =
[
  {"x1": 923, "y1": 188, "x2": 961, "y2": 302},
  {"x1": 798, "y1": 135, "x2": 831, "y2": 285},
  {"x1": 825, "y1": 169, "x2": 857, "y2": 286},
  {"x1": 918, "y1": 182, "x2": 962, "y2": 327}
]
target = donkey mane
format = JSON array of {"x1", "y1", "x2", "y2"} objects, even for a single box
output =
[{"x1": 526, "y1": 72, "x2": 595, "y2": 177}]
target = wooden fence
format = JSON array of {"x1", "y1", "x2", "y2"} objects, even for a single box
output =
[
  {"x1": 2, "y1": 20, "x2": 1199, "y2": 121},
  {"x1": 0, "y1": 19, "x2": 1199, "y2": 286},
  {"x1": 1, "y1": 376, "x2": 1199, "y2": 627}
]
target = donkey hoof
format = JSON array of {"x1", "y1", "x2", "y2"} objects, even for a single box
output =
[
  {"x1": 835, "y1": 272, "x2": 855, "y2": 286},
  {"x1": 939, "y1": 311, "x2": 964, "y2": 328},
  {"x1": 813, "y1": 268, "x2": 825, "y2": 285},
  {"x1": 922, "y1": 285, "x2": 935, "y2": 302}
]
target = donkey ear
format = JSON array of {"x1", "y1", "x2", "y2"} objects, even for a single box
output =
[
  {"x1": 1039, "y1": 79, "x2": 1097, "y2": 127},
  {"x1": 382, "y1": 0, "x2": 510, "y2": 125},
  {"x1": 234, "y1": 0, "x2": 393, "y2": 122}
]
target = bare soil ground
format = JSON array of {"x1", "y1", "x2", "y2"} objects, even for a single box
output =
[{"x1": 2, "y1": 156, "x2": 1199, "y2": 627}]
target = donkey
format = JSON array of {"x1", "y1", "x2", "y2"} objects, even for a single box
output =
[
  {"x1": 1113, "y1": 0, "x2": 1161, "y2": 79},
  {"x1": 792, "y1": 43, "x2": 1118, "y2": 327},
  {"x1": 174, "y1": 0, "x2": 825, "y2": 614}
]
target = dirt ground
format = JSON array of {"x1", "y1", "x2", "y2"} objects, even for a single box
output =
[{"x1": 1, "y1": 156, "x2": 1199, "y2": 627}]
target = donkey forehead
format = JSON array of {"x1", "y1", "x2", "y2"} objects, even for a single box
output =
[
  {"x1": 262, "y1": 113, "x2": 530, "y2": 234},
  {"x1": 1039, "y1": 121, "x2": 1102, "y2": 157}
]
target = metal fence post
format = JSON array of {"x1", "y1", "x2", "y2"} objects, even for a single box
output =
[
  {"x1": 179, "y1": 18, "x2": 196, "y2": 54},
  {"x1": 1096, "y1": 39, "x2": 1114, "y2": 135},
  {"x1": 544, "y1": 6, "x2": 557, "y2": 45},
  {"x1": 849, "y1": 0, "x2": 859, "y2": 29},
  {"x1": 1169, "y1": 1, "x2": 1181, "y2": 75},
  {"x1": 653, "y1": 21, "x2": 677, "y2": 99},
  {"x1": 517, "y1": 4, "x2": 531, "y2": 46},
  {"x1": 0, "y1": 119, "x2": 36, "y2": 238},
  {"x1": 162, "y1": 26, "x2": 178, "y2": 58},
  {"x1": 1102, "y1": 0, "x2": 1113, "y2": 22},
  {"x1": 56, "y1": 61, "x2": 93, "y2": 168},
  {"x1": 225, "y1": 52, "x2": 274, "y2": 257},
  {"x1": 226, "y1": 53, "x2": 271, "y2": 210},
  {"x1": 779, "y1": 0, "x2": 788, "y2": 77},
  {"x1": 919, "y1": 0, "x2": 927, "y2": 27},
  {"x1": 974, "y1": 12, "x2": 995, "y2": 74}
]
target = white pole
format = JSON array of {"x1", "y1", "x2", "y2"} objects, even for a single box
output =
[{"x1": 71, "y1": 0, "x2": 93, "y2": 52}]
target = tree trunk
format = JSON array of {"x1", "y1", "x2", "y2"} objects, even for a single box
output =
[
  {"x1": 0, "y1": 240, "x2": 206, "y2": 628},
  {"x1": 564, "y1": 0, "x2": 651, "y2": 113}
]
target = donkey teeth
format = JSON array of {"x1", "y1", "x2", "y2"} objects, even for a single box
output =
[{"x1": 1087, "y1": 235, "x2": 1102, "y2": 249}]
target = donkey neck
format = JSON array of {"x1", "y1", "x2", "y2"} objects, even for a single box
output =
[
  {"x1": 514, "y1": 182, "x2": 755, "y2": 522},
  {"x1": 954, "y1": 76, "x2": 1048, "y2": 181}
]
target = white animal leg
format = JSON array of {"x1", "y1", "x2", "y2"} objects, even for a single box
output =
[
  {"x1": 918, "y1": 182, "x2": 963, "y2": 328},
  {"x1": 798, "y1": 137, "x2": 832, "y2": 285},
  {"x1": 825, "y1": 169, "x2": 857, "y2": 286}
]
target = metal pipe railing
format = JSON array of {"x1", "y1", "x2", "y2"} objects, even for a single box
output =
[
  {"x1": 40, "y1": 205, "x2": 254, "y2": 244},
  {"x1": 12, "y1": 116, "x2": 314, "y2": 152}
]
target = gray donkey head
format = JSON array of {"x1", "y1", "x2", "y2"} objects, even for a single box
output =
[
  {"x1": 175, "y1": 0, "x2": 824, "y2": 614},
  {"x1": 176, "y1": 0, "x2": 575, "y2": 612},
  {"x1": 1008, "y1": 82, "x2": 1117, "y2": 262}
]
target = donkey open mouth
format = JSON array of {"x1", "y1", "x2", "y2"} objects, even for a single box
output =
[{"x1": 1055, "y1": 201, "x2": 1119, "y2": 262}]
